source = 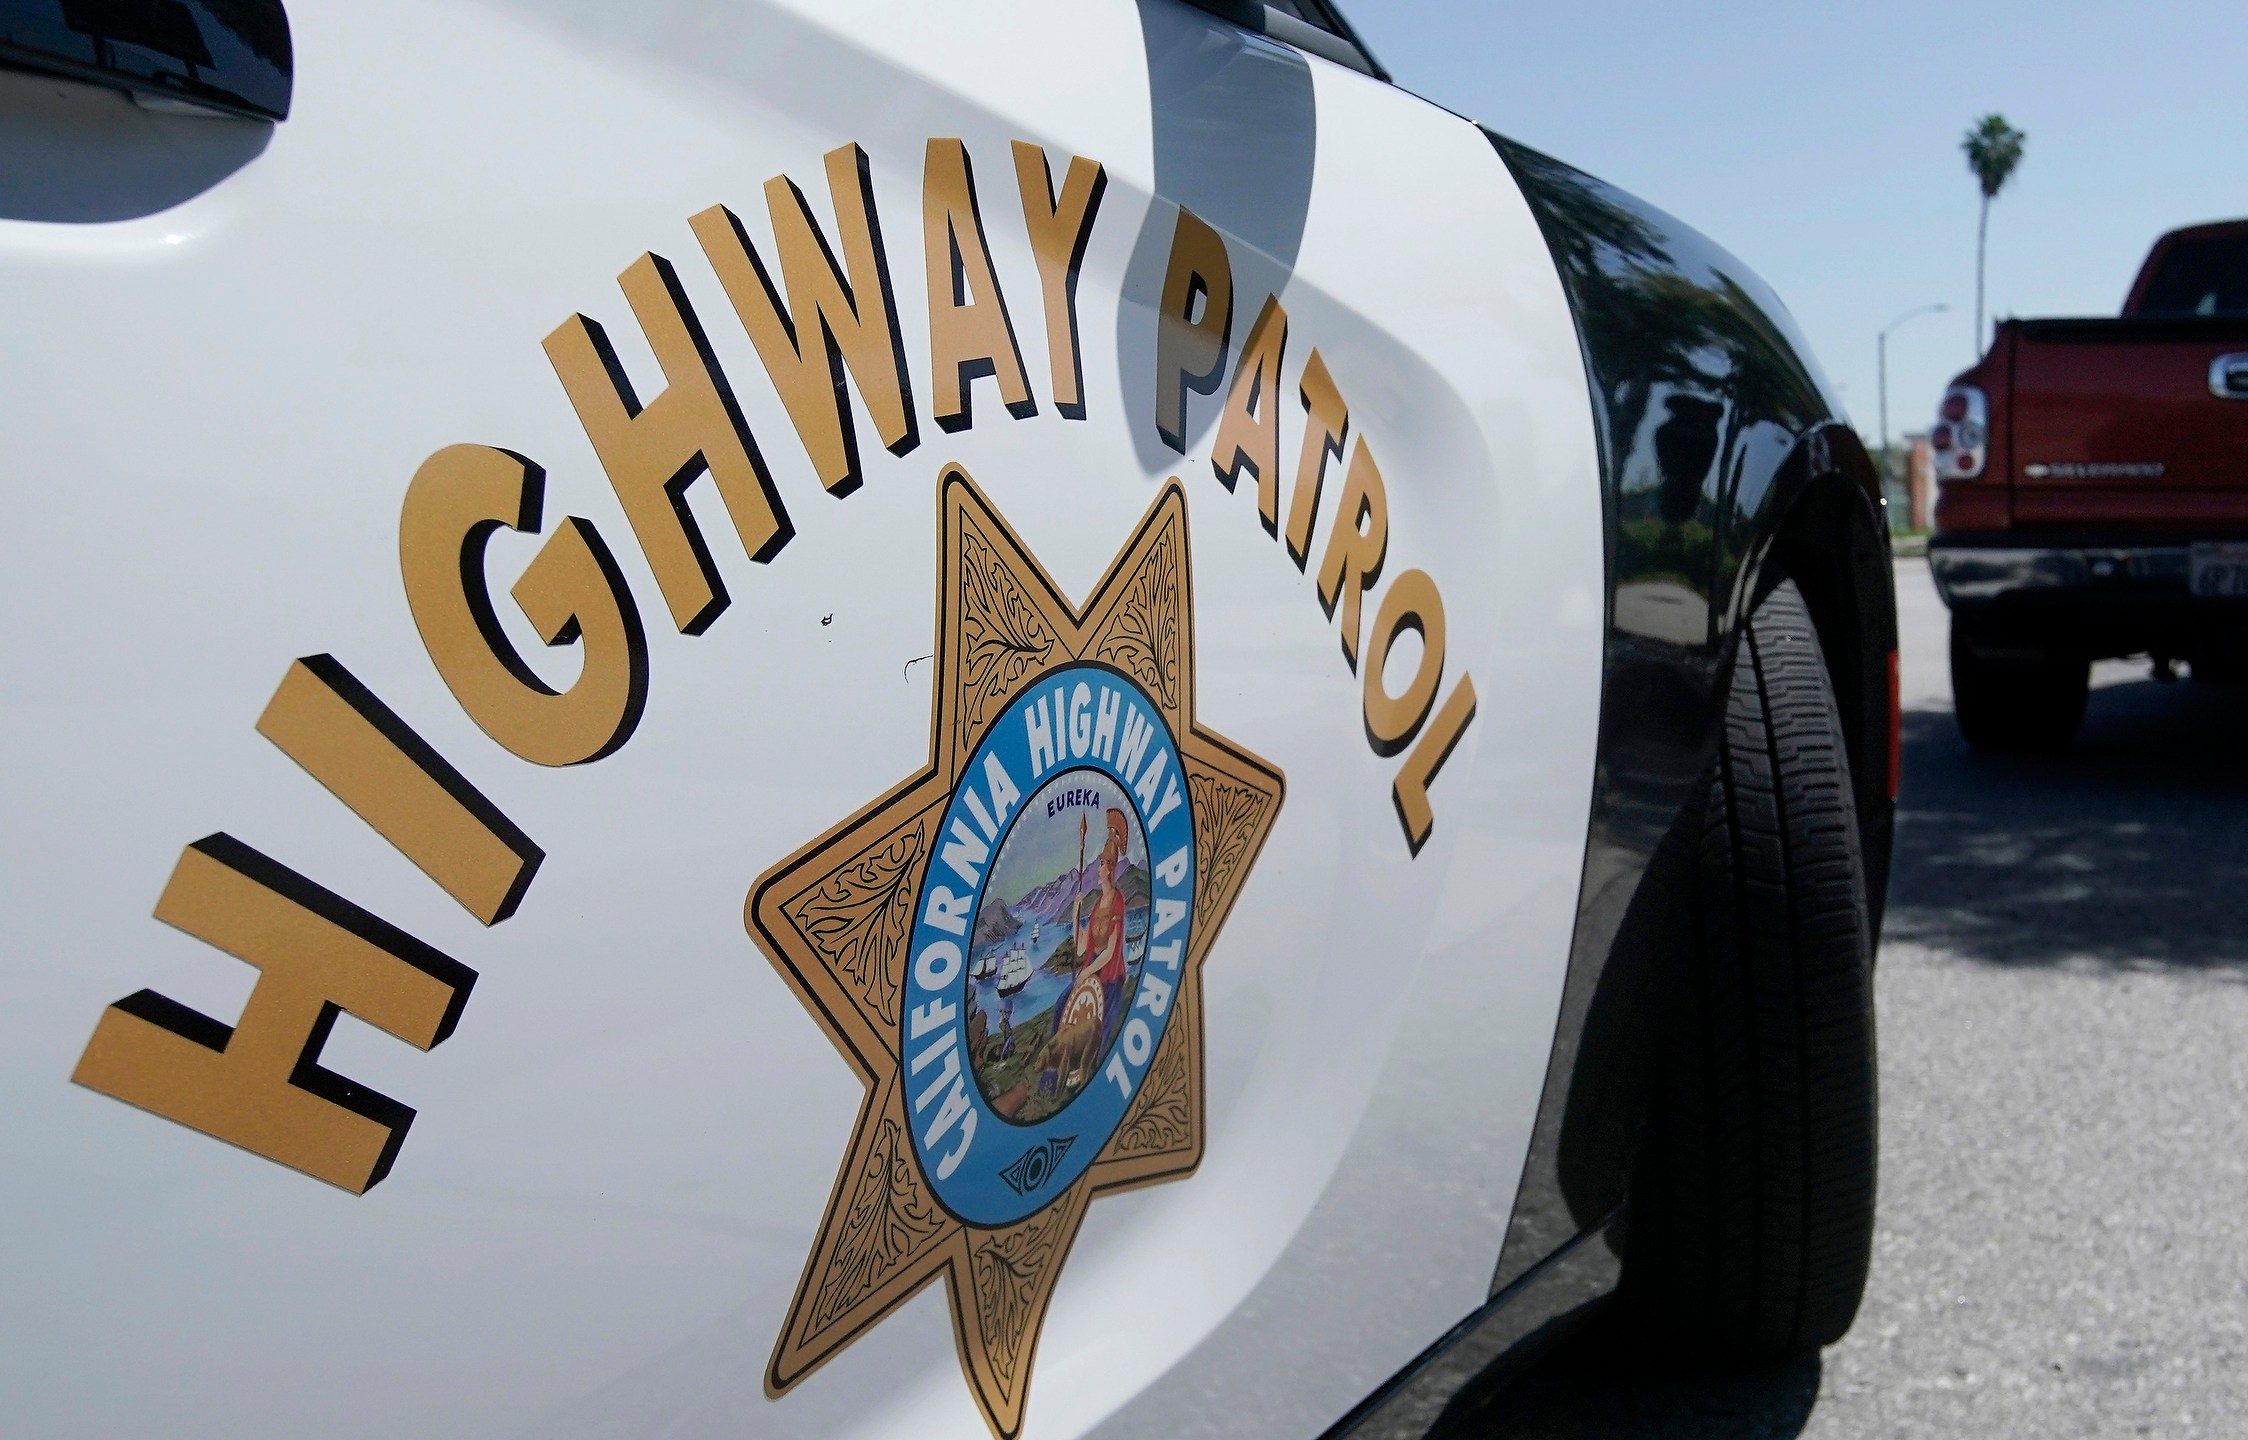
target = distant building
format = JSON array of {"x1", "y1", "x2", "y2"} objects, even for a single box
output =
[
  {"x1": 1905, "y1": 432, "x2": 1934, "y2": 531},
  {"x1": 1882, "y1": 433, "x2": 1935, "y2": 533}
]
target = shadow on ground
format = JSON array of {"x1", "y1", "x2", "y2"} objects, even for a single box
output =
[
  {"x1": 1461, "y1": 1313, "x2": 1821, "y2": 1439},
  {"x1": 1463, "y1": 673, "x2": 2248, "y2": 1437},
  {"x1": 1885, "y1": 676, "x2": 2248, "y2": 971}
]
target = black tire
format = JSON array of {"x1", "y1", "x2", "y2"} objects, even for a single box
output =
[
  {"x1": 1949, "y1": 620, "x2": 2088, "y2": 751},
  {"x1": 1625, "y1": 579, "x2": 1878, "y2": 1362}
]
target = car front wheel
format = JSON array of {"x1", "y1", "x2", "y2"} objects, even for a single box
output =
[{"x1": 1625, "y1": 578, "x2": 1879, "y2": 1362}]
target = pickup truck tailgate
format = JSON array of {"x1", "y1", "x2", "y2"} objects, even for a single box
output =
[{"x1": 2009, "y1": 318, "x2": 2248, "y2": 529}]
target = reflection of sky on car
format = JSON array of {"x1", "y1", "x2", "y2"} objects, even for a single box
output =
[{"x1": 981, "y1": 770, "x2": 1146, "y2": 919}]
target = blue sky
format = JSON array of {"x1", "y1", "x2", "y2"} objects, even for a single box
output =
[{"x1": 1344, "y1": 0, "x2": 2243, "y2": 451}]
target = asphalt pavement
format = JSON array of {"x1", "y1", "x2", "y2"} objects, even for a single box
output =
[{"x1": 1471, "y1": 557, "x2": 2248, "y2": 1440}]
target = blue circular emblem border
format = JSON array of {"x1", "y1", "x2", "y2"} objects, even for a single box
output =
[{"x1": 902, "y1": 661, "x2": 1196, "y2": 1227}]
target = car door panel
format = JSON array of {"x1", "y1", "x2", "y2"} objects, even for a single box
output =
[{"x1": 0, "y1": 3, "x2": 1603, "y2": 1436}]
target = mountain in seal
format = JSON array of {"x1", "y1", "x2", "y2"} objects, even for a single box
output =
[
  {"x1": 972, "y1": 900, "x2": 1022, "y2": 953},
  {"x1": 1012, "y1": 861, "x2": 1152, "y2": 926}
]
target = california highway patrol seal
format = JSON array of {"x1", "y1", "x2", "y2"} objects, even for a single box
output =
[{"x1": 748, "y1": 467, "x2": 1284, "y2": 1437}]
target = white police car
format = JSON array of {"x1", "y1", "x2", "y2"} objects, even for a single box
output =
[{"x1": 0, "y1": 2, "x2": 1895, "y2": 1436}]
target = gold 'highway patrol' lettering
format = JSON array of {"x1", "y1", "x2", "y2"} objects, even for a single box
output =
[
  {"x1": 923, "y1": 137, "x2": 1037, "y2": 431},
  {"x1": 543, "y1": 253, "x2": 788, "y2": 635},
  {"x1": 1164, "y1": 206, "x2": 1478, "y2": 853},
  {"x1": 73, "y1": 131, "x2": 1458, "y2": 1199},
  {"x1": 71, "y1": 136, "x2": 1117, "y2": 1192},
  {"x1": 690, "y1": 142, "x2": 918, "y2": 501},
  {"x1": 1011, "y1": 140, "x2": 1108, "y2": 419},
  {"x1": 73, "y1": 835, "x2": 476, "y2": 1193}
]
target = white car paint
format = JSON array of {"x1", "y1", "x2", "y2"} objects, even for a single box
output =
[{"x1": 0, "y1": 2, "x2": 1604, "y2": 1436}]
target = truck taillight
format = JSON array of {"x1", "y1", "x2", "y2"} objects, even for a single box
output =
[{"x1": 1931, "y1": 385, "x2": 1987, "y2": 479}]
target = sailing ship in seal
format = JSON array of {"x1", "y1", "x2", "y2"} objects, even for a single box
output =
[{"x1": 996, "y1": 923, "x2": 1037, "y2": 996}]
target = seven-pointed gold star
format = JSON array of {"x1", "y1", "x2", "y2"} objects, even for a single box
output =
[{"x1": 747, "y1": 465, "x2": 1284, "y2": 1437}]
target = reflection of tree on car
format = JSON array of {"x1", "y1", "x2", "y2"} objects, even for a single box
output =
[
  {"x1": 1500, "y1": 146, "x2": 1828, "y2": 592},
  {"x1": 1484, "y1": 134, "x2": 1895, "y2": 1377}
]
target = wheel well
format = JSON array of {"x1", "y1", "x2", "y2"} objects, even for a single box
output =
[{"x1": 1758, "y1": 443, "x2": 1899, "y2": 933}]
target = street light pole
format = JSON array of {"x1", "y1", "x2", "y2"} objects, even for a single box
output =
[{"x1": 1878, "y1": 302, "x2": 1951, "y2": 467}]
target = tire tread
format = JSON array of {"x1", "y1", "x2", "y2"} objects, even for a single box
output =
[{"x1": 1629, "y1": 579, "x2": 1878, "y2": 1360}]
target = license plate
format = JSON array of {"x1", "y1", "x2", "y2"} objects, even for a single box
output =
[{"x1": 2190, "y1": 542, "x2": 2248, "y2": 597}]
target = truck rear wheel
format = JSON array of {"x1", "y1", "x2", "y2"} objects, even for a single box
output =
[
  {"x1": 1624, "y1": 579, "x2": 1878, "y2": 1362},
  {"x1": 1949, "y1": 621, "x2": 2089, "y2": 751}
]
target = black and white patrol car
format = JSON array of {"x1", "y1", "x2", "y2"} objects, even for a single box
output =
[{"x1": 1, "y1": 2, "x2": 1894, "y2": 1436}]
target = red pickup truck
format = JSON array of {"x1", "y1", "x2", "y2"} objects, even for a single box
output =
[{"x1": 1928, "y1": 219, "x2": 2248, "y2": 748}]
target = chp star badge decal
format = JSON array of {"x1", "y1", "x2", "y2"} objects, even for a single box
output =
[{"x1": 748, "y1": 465, "x2": 1283, "y2": 1437}]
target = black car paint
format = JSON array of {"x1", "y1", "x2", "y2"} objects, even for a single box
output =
[
  {"x1": 1158, "y1": 0, "x2": 1902, "y2": 1414},
  {"x1": 0, "y1": 0, "x2": 292, "y2": 120},
  {"x1": 1113, "y1": 0, "x2": 1899, "y2": 1416},
  {"x1": 1327, "y1": 135, "x2": 1898, "y2": 1440},
  {"x1": 1480, "y1": 137, "x2": 1898, "y2": 1297}
]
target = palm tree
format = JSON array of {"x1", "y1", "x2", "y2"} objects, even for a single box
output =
[{"x1": 1962, "y1": 114, "x2": 2027, "y2": 353}]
